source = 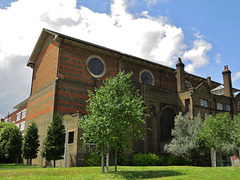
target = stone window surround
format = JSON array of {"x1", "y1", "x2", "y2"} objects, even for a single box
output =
[
  {"x1": 139, "y1": 69, "x2": 155, "y2": 86},
  {"x1": 86, "y1": 55, "x2": 106, "y2": 78}
]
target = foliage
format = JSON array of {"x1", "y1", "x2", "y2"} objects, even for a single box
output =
[
  {"x1": 0, "y1": 122, "x2": 22, "y2": 161},
  {"x1": 41, "y1": 113, "x2": 65, "y2": 167},
  {"x1": 117, "y1": 153, "x2": 129, "y2": 166},
  {"x1": 130, "y1": 153, "x2": 162, "y2": 166},
  {"x1": 164, "y1": 113, "x2": 205, "y2": 163},
  {"x1": 22, "y1": 122, "x2": 40, "y2": 162},
  {"x1": 78, "y1": 71, "x2": 147, "y2": 170},
  {"x1": 232, "y1": 113, "x2": 240, "y2": 154},
  {"x1": 199, "y1": 113, "x2": 233, "y2": 153},
  {"x1": 166, "y1": 156, "x2": 190, "y2": 166},
  {"x1": 85, "y1": 153, "x2": 101, "y2": 166},
  {"x1": 199, "y1": 112, "x2": 233, "y2": 167}
]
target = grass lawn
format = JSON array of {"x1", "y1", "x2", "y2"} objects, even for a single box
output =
[{"x1": 1, "y1": 165, "x2": 240, "y2": 179}]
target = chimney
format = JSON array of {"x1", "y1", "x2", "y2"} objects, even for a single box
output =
[
  {"x1": 176, "y1": 57, "x2": 185, "y2": 92},
  {"x1": 207, "y1": 77, "x2": 212, "y2": 90},
  {"x1": 222, "y1": 65, "x2": 233, "y2": 97}
]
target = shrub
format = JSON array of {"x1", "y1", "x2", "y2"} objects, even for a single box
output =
[
  {"x1": 85, "y1": 153, "x2": 101, "y2": 166},
  {"x1": 117, "y1": 153, "x2": 129, "y2": 166},
  {"x1": 131, "y1": 153, "x2": 162, "y2": 166},
  {"x1": 166, "y1": 156, "x2": 190, "y2": 166}
]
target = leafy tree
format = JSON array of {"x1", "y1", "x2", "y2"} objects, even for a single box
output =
[
  {"x1": 22, "y1": 122, "x2": 40, "y2": 165},
  {"x1": 164, "y1": 113, "x2": 206, "y2": 165},
  {"x1": 199, "y1": 113, "x2": 233, "y2": 167},
  {"x1": 41, "y1": 113, "x2": 65, "y2": 167},
  {"x1": 79, "y1": 71, "x2": 147, "y2": 172},
  {"x1": 0, "y1": 122, "x2": 22, "y2": 162},
  {"x1": 232, "y1": 113, "x2": 240, "y2": 157}
]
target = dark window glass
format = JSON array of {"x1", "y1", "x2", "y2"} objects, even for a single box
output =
[
  {"x1": 141, "y1": 71, "x2": 153, "y2": 85},
  {"x1": 88, "y1": 58, "x2": 104, "y2": 76},
  {"x1": 185, "y1": 99, "x2": 191, "y2": 113},
  {"x1": 161, "y1": 107, "x2": 176, "y2": 141},
  {"x1": 185, "y1": 82, "x2": 191, "y2": 89},
  {"x1": 68, "y1": 131, "x2": 74, "y2": 144}
]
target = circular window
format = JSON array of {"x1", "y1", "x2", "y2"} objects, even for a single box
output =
[
  {"x1": 139, "y1": 70, "x2": 154, "y2": 85},
  {"x1": 86, "y1": 55, "x2": 106, "y2": 78}
]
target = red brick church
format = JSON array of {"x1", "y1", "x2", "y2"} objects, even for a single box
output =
[{"x1": 4, "y1": 29, "x2": 240, "y2": 167}]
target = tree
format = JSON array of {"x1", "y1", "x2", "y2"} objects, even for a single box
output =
[
  {"x1": 232, "y1": 113, "x2": 240, "y2": 157},
  {"x1": 0, "y1": 122, "x2": 22, "y2": 162},
  {"x1": 41, "y1": 113, "x2": 65, "y2": 167},
  {"x1": 78, "y1": 71, "x2": 147, "y2": 172},
  {"x1": 199, "y1": 113, "x2": 233, "y2": 167},
  {"x1": 164, "y1": 113, "x2": 206, "y2": 165},
  {"x1": 22, "y1": 122, "x2": 40, "y2": 165}
]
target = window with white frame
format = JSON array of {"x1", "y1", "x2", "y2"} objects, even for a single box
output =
[
  {"x1": 16, "y1": 112, "x2": 21, "y2": 121},
  {"x1": 200, "y1": 99, "x2": 208, "y2": 108},
  {"x1": 21, "y1": 109, "x2": 26, "y2": 119},
  {"x1": 225, "y1": 104, "x2": 231, "y2": 111},
  {"x1": 217, "y1": 103, "x2": 223, "y2": 110},
  {"x1": 20, "y1": 121, "x2": 25, "y2": 131},
  {"x1": 16, "y1": 123, "x2": 20, "y2": 128}
]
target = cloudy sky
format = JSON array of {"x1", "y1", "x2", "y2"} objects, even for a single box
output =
[{"x1": 0, "y1": 0, "x2": 240, "y2": 118}]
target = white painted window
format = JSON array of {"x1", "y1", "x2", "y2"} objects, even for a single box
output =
[
  {"x1": 200, "y1": 99, "x2": 208, "y2": 108},
  {"x1": 20, "y1": 121, "x2": 25, "y2": 131},
  {"x1": 217, "y1": 103, "x2": 223, "y2": 110},
  {"x1": 16, "y1": 112, "x2": 21, "y2": 121},
  {"x1": 225, "y1": 104, "x2": 231, "y2": 111},
  {"x1": 21, "y1": 109, "x2": 26, "y2": 119}
]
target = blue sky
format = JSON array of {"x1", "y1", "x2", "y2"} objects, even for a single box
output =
[{"x1": 0, "y1": 0, "x2": 240, "y2": 118}]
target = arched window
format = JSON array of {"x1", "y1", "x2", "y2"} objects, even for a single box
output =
[
  {"x1": 161, "y1": 106, "x2": 176, "y2": 141},
  {"x1": 139, "y1": 70, "x2": 155, "y2": 86},
  {"x1": 185, "y1": 81, "x2": 192, "y2": 89}
]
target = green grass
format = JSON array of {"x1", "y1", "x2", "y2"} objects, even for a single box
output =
[{"x1": 1, "y1": 165, "x2": 240, "y2": 179}]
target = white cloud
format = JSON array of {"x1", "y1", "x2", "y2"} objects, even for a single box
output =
[
  {"x1": 215, "y1": 53, "x2": 221, "y2": 64},
  {"x1": 0, "y1": 0, "x2": 212, "y2": 118},
  {"x1": 183, "y1": 39, "x2": 212, "y2": 73},
  {"x1": 233, "y1": 72, "x2": 240, "y2": 81},
  {"x1": 194, "y1": 31, "x2": 205, "y2": 39},
  {"x1": 145, "y1": 0, "x2": 169, "y2": 7}
]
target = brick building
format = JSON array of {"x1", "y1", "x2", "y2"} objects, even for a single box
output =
[
  {"x1": 4, "y1": 98, "x2": 28, "y2": 134},
  {"x1": 4, "y1": 28, "x2": 240, "y2": 167}
]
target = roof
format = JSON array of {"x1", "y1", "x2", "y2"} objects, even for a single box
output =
[
  {"x1": 211, "y1": 85, "x2": 224, "y2": 92},
  {"x1": 27, "y1": 28, "x2": 240, "y2": 92},
  {"x1": 13, "y1": 98, "x2": 28, "y2": 110}
]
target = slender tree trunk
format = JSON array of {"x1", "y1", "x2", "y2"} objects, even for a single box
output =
[
  {"x1": 54, "y1": 160, "x2": 56, "y2": 168},
  {"x1": 106, "y1": 152, "x2": 109, "y2": 172},
  {"x1": 220, "y1": 152, "x2": 222, "y2": 167},
  {"x1": 210, "y1": 148, "x2": 216, "y2": 167},
  {"x1": 238, "y1": 147, "x2": 240, "y2": 161},
  {"x1": 101, "y1": 154, "x2": 105, "y2": 173},
  {"x1": 115, "y1": 148, "x2": 117, "y2": 171}
]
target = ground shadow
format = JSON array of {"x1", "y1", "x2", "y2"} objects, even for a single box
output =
[{"x1": 110, "y1": 170, "x2": 184, "y2": 179}]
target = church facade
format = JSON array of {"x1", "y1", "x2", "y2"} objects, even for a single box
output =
[{"x1": 4, "y1": 29, "x2": 240, "y2": 167}]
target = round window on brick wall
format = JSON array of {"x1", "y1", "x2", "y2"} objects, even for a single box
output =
[
  {"x1": 139, "y1": 70, "x2": 154, "y2": 86},
  {"x1": 86, "y1": 55, "x2": 106, "y2": 78}
]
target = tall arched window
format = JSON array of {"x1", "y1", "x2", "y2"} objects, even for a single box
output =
[{"x1": 161, "y1": 106, "x2": 176, "y2": 141}]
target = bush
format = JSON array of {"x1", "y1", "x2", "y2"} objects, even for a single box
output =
[
  {"x1": 166, "y1": 156, "x2": 190, "y2": 166},
  {"x1": 117, "y1": 153, "x2": 129, "y2": 166},
  {"x1": 131, "y1": 153, "x2": 162, "y2": 166},
  {"x1": 85, "y1": 153, "x2": 101, "y2": 166}
]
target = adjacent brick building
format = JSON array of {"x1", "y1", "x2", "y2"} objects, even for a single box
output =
[{"x1": 4, "y1": 28, "x2": 240, "y2": 167}]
